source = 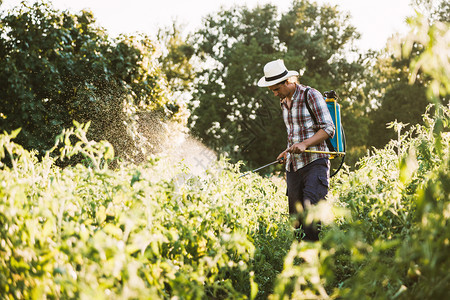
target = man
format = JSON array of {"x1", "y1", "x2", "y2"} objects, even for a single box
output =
[{"x1": 258, "y1": 59, "x2": 335, "y2": 241}]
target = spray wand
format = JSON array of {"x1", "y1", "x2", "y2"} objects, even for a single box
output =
[
  {"x1": 238, "y1": 148, "x2": 345, "y2": 179},
  {"x1": 239, "y1": 158, "x2": 284, "y2": 178}
]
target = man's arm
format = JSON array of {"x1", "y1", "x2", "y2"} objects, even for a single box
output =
[
  {"x1": 287, "y1": 129, "x2": 329, "y2": 153},
  {"x1": 277, "y1": 129, "x2": 329, "y2": 159},
  {"x1": 307, "y1": 89, "x2": 335, "y2": 138}
]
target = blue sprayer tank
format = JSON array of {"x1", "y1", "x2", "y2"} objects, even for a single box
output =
[{"x1": 325, "y1": 97, "x2": 345, "y2": 157}]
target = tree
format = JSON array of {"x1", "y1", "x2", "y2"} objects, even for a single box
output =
[
  {"x1": 412, "y1": 0, "x2": 450, "y2": 22},
  {"x1": 279, "y1": 0, "x2": 370, "y2": 167},
  {"x1": 366, "y1": 0, "x2": 449, "y2": 149},
  {"x1": 157, "y1": 22, "x2": 195, "y2": 94},
  {"x1": 189, "y1": 0, "x2": 368, "y2": 170},
  {"x1": 189, "y1": 4, "x2": 281, "y2": 170},
  {"x1": 366, "y1": 51, "x2": 429, "y2": 148},
  {"x1": 0, "y1": 2, "x2": 181, "y2": 162}
]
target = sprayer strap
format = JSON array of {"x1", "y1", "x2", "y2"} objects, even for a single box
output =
[{"x1": 304, "y1": 88, "x2": 336, "y2": 152}]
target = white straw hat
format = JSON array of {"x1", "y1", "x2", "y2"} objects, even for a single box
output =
[{"x1": 257, "y1": 59, "x2": 299, "y2": 87}]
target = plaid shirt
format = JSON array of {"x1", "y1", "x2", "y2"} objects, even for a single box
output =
[{"x1": 280, "y1": 84, "x2": 335, "y2": 171}]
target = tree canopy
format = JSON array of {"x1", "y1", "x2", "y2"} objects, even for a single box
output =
[
  {"x1": 189, "y1": 0, "x2": 368, "y2": 169},
  {"x1": 0, "y1": 1, "x2": 183, "y2": 162}
]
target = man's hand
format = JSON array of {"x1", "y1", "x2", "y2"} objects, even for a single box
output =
[
  {"x1": 277, "y1": 150, "x2": 287, "y2": 163},
  {"x1": 287, "y1": 142, "x2": 308, "y2": 154},
  {"x1": 277, "y1": 141, "x2": 308, "y2": 162}
]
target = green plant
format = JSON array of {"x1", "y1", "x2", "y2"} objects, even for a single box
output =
[{"x1": 0, "y1": 122, "x2": 293, "y2": 299}]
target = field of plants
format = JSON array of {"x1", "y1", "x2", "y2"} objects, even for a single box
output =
[
  {"x1": 1, "y1": 0, "x2": 448, "y2": 298},
  {"x1": 1, "y1": 105, "x2": 448, "y2": 299}
]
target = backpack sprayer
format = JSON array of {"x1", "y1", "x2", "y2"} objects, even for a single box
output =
[
  {"x1": 304, "y1": 90, "x2": 346, "y2": 159},
  {"x1": 240, "y1": 90, "x2": 346, "y2": 178}
]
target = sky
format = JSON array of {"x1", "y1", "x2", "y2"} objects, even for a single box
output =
[{"x1": 1, "y1": 0, "x2": 416, "y2": 51}]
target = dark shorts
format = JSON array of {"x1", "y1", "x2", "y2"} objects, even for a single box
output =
[{"x1": 286, "y1": 157, "x2": 330, "y2": 215}]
